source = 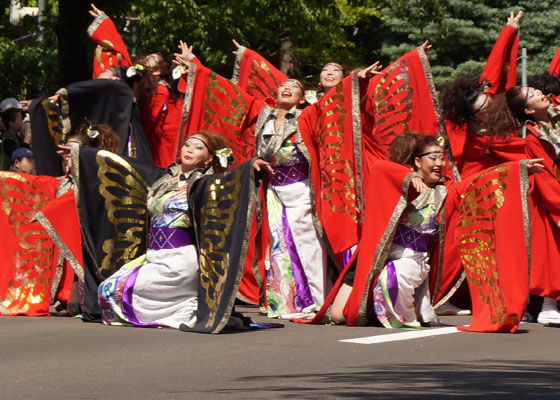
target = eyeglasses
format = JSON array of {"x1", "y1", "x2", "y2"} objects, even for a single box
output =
[
  {"x1": 524, "y1": 87, "x2": 535, "y2": 109},
  {"x1": 471, "y1": 95, "x2": 489, "y2": 116}
]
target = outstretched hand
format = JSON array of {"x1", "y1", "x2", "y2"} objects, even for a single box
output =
[
  {"x1": 526, "y1": 158, "x2": 544, "y2": 172},
  {"x1": 421, "y1": 40, "x2": 432, "y2": 52},
  {"x1": 174, "y1": 40, "x2": 193, "y2": 61},
  {"x1": 89, "y1": 3, "x2": 105, "y2": 18},
  {"x1": 232, "y1": 39, "x2": 242, "y2": 55},
  {"x1": 48, "y1": 93, "x2": 61, "y2": 103},
  {"x1": 357, "y1": 61, "x2": 383, "y2": 80},
  {"x1": 507, "y1": 10, "x2": 523, "y2": 29},
  {"x1": 252, "y1": 158, "x2": 274, "y2": 174},
  {"x1": 57, "y1": 145, "x2": 71, "y2": 157},
  {"x1": 411, "y1": 176, "x2": 429, "y2": 194}
]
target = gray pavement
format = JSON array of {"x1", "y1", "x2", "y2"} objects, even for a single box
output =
[{"x1": 1, "y1": 306, "x2": 560, "y2": 399}]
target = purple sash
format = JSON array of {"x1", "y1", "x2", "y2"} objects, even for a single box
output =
[
  {"x1": 148, "y1": 226, "x2": 195, "y2": 251},
  {"x1": 270, "y1": 163, "x2": 308, "y2": 186},
  {"x1": 393, "y1": 224, "x2": 431, "y2": 253}
]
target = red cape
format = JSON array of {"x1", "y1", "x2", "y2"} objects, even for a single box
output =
[
  {"x1": 87, "y1": 14, "x2": 132, "y2": 78},
  {"x1": 0, "y1": 173, "x2": 60, "y2": 316}
]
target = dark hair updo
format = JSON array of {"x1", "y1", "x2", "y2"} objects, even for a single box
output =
[
  {"x1": 388, "y1": 132, "x2": 440, "y2": 169},
  {"x1": 441, "y1": 74, "x2": 481, "y2": 125}
]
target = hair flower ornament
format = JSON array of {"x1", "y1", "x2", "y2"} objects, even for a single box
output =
[
  {"x1": 304, "y1": 90, "x2": 318, "y2": 104},
  {"x1": 436, "y1": 136, "x2": 445, "y2": 147},
  {"x1": 126, "y1": 64, "x2": 145, "y2": 78},
  {"x1": 86, "y1": 125, "x2": 99, "y2": 139},
  {"x1": 172, "y1": 65, "x2": 187, "y2": 80},
  {"x1": 215, "y1": 147, "x2": 233, "y2": 168}
]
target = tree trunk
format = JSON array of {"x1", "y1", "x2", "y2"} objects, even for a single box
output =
[{"x1": 279, "y1": 38, "x2": 298, "y2": 77}]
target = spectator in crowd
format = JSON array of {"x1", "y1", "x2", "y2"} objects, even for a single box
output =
[{"x1": 9, "y1": 147, "x2": 34, "y2": 174}]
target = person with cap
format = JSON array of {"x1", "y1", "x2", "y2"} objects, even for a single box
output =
[
  {"x1": 9, "y1": 147, "x2": 34, "y2": 174},
  {"x1": 1, "y1": 98, "x2": 31, "y2": 170}
]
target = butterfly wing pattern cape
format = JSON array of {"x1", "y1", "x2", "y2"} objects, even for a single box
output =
[
  {"x1": 29, "y1": 98, "x2": 65, "y2": 177},
  {"x1": 182, "y1": 161, "x2": 259, "y2": 333},
  {"x1": 71, "y1": 147, "x2": 165, "y2": 321},
  {"x1": 443, "y1": 162, "x2": 531, "y2": 333},
  {"x1": 177, "y1": 62, "x2": 262, "y2": 165},
  {"x1": 362, "y1": 47, "x2": 459, "y2": 181},
  {"x1": 0, "y1": 173, "x2": 60, "y2": 316},
  {"x1": 298, "y1": 74, "x2": 363, "y2": 254},
  {"x1": 231, "y1": 46, "x2": 289, "y2": 101}
]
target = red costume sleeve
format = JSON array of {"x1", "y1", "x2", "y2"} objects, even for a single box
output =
[
  {"x1": 548, "y1": 46, "x2": 560, "y2": 77},
  {"x1": 0, "y1": 173, "x2": 60, "y2": 316},
  {"x1": 88, "y1": 14, "x2": 132, "y2": 78},
  {"x1": 479, "y1": 24, "x2": 519, "y2": 96},
  {"x1": 140, "y1": 84, "x2": 183, "y2": 168},
  {"x1": 443, "y1": 162, "x2": 530, "y2": 333},
  {"x1": 298, "y1": 74, "x2": 362, "y2": 254},
  {"x1": 231, "y1": 46, "x2": 289, "y2": 101},
  {"x1": 457, "y1": 133, "x2": 526, "y2": 178},
  {"x1": 176, "y1": 62, "x2": 263, "y2": 164},
  {"x1": 362, "y1": 47, "x2": 459, "y2": 181}
]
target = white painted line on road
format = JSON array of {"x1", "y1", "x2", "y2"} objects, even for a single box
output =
[{"x1": 339, "y1": 326, "x2": 460, "y2": 344}]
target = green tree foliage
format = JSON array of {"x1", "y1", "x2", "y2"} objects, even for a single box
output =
[
  {"x1": 128, "y1": 0, "x2": 383, "y2": 80},
  {"x1": 379, "y1": 0, "x2": 560, "y2": 88},
  {"x1": 0, "y1": 0, "x2": 558, "y2": 99},
  {"x1": 0, "y1": 0, "x2": 59, "y2": 99}
]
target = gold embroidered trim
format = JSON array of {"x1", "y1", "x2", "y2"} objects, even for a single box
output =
[
  {"x1": 433, "y1": 271, "x2": 466, "y2": 309},
  {"x1": 357, "y1": 172, "x2": 415, "y2": 325},
  {"x1": 36, "y1": 211, "x2": 85, "y2": 282},
  {"x1": 432, "y1": 202, "x2": 446, "y2": 302},
  {"x1": 417, "y1": 46, "x2": 461, "y2": 182},
  {"x1": 231, "y1": 46, "x2": 246, "y2": 84},
  {"x1": 176, "y1": 61, "x2": 197, "y2": 160},
  {"x1": 519, "y1": 160, "x2": 532, "y2": 284},
  {"x1": 50, "y1": 253, "x2": 64, "y2": 301},
  {"x1": 58, "y1": 88, "x2": 71, "y2": 136},
  {"x1": 351, "y1": 73, "x2": 363, "y2": 222},
  {"x1": 87, "y1": 14, "x2": 108, "y2": 37}
]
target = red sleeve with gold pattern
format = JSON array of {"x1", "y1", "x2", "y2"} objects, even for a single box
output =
[
  {"x1": 298, "y1": 74, "x2": 362, "y2": 255},
  {"x1": 0, "y1": 173, "x2": 60, "y2": 316},
  {"x1": 231, "y1": 46, "x2": 289, "y2": 101},
  {"x1": 88, "y1": 14, "x2": 132, "y2": 78},
  {"x1": 479, "y1": 25, "x2": 518, "y2": 96},
  {"x1": 176, "y1": 62, "x2": 264, "y2": 164},
  {"x1": 363, "y1": 47, "x2": 458, "y2": 180},
  {"x1": 444, "y1": 162, "x2": 529, "y2": 333}
]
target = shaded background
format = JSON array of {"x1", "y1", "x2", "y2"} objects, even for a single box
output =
[{"x1": 1, "y1": 0, "x2": 559, "y2": 99}]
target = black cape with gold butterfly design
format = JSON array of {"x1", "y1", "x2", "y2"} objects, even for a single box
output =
[{"x1": 73, "y1": 147, "x2": 259, "y2": 333}]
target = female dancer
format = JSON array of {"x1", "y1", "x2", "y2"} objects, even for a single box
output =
[
  {"x1": 97, "y1": 130, "x2": 271, "y2": 329},
  {"x1": 331, "y1": 133, "x2": 443, "y2": 327},
  {"x1": 440, "y1": 11, "x2": 526, "y2": 180},
  {"x1": 256, "y1": 78, "x2": 331, "y2": 319},
  {"x1": 484, "y1": 86, "x2": 560, "y2": 325}
]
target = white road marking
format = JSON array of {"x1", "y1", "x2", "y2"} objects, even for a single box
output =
[{"x1": 339, "y1": 326, "x2": 460, "y2": 344}]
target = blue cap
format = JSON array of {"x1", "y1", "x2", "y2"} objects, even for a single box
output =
[{"x1": 11, "y1": 147, "x2": 33, "y2": 163}]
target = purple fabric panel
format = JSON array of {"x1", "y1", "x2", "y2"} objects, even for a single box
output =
[
  {"x1": 393, "y1": 224, "x2": 430, "y2": 252},
  {"x1": 386, "y1": 261, "x2": 398, "y2": 307},
  {"x1": 149, "y1": 226, "x2": 194, "y2": 250},
  {"x1": 121, "y1": 266, "x2": 159, "y2": 327},
  {"x1": 270, "y1": 163, "x2": 308, "y2": 186},
  {"x1": 281, "y1": 206, "x2": 314, "y2": 309},
  {"x1": 342, "y1": 248, "x2": 352, "y2": 268}
]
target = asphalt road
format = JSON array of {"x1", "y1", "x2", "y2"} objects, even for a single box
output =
[{"x1": 1, "y1": 306, "x2": 559, "y2": 399}]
